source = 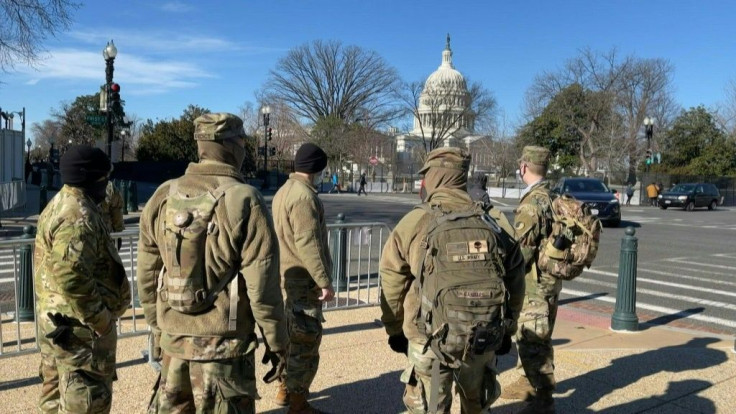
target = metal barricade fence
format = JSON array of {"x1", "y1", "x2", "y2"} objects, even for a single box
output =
[{"x1": 0, "y1": 220, "x2": 391, "y2": 358}]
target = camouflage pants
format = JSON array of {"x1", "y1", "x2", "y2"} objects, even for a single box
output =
[
  {"x1": 283, "y1": 279, "x2": 325, "y2": 395},
  {"x1": 38, "y1": 318, "x2": 118, "y2": 414},
  {"x1": 401, "y1": 341, "x2": 499, "y2": 414},
  {"x1": 147, "y1": 353, "x2": 257, "y2": 414},
  {"x1": 514, "y1": 272, "x2": 562, "y2": 391}
]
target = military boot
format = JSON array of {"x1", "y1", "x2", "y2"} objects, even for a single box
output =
[
  {"x1": 287, "y1": 393, "x2": 321, "y2": 414},
  {"x1": 517, "y1": 388, "x2": 556, "y2": 414},
  {"x1": 274, "y1": 382, "x2": 289, "y2": 407},
  {"x1": 500, "y1": 375, "x2": 536, "y2": 401}
]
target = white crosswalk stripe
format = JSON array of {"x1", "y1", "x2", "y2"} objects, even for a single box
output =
[{"x1": 561, "y1": 251, "x2": 736, "y2": 332}]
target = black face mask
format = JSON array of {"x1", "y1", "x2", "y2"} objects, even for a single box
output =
[{"x1": 84, "y1": 179, "x2": 109, "y2": 204}]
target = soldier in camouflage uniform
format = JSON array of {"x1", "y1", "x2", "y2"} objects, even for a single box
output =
[
  {"x1": 137, "y1": 113, "x2": 288, "y2": 413},
  {"x1": 500, "y1": 145, "x2": 558, "y2": 414},
  {"x1": 380, "y1": 148, "x2": 526, "y2": 414},
  {"x1": 271, "y1": 143, "x2": 334, "y2": 414},
  {"x1": 99, "y1": 180, "x2": 124, "y2": 233},
  {"x1": 35, "y1": 145, "x2": 131, "y2": 414}
]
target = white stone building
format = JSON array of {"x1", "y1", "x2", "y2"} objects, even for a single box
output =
[{"x1": 395, "y1": 35, "x2": 486, "y2": 156}]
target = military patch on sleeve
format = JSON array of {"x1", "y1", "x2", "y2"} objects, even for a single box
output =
[{"x1": 515, "y1": 222, "x2": 525, "y2": 231}]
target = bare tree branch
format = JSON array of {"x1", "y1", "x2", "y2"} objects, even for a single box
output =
[{"x1": 0, "y1": 0, "x2": 79, "y2": 72}]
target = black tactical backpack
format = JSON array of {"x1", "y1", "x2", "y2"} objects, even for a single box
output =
[{"x1": 414, "y1": 203, "x2": 510, "y2": 368}]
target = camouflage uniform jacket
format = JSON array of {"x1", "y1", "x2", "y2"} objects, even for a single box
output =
[
  {"x1": 137, "y1": 160, "x2": 288, "y2": 360},
  {"x1": 272, "y1": 173, "x2": 333, "y2": 289},
  {"x1": 99, "y1": 181, "x2": 124, "y2": 232},
  {"x1": 34, "y1": 185, "x2": 131, "y2": 334},
  {"x1": 514, "y1": 180, "x2": 560, "y2": 296},
  {"x1": 380, "y1": 188, "x2": 526, "y2": 342}
]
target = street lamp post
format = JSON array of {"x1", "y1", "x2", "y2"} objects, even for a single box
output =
[
  {"x1": 261, "y1": 105, "x2": 271, "y2": 190},
  {"x1": 103, "y1": 40, "x2": 118, "y2": 158},
  {"x1": 643, "y1": 117, "x2": 654, "y2": 172}
]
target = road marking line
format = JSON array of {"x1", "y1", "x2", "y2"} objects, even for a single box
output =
[
  {"x1": 636, "y1": 265, "x2": 736, "y2": 280},
  {"x1": 666, "y1": 258, "x2": 736, "y2": 270},
  {"x1": 561, "y1": 287, "x2": 736, "y2": 328},
  {"x1": 583, "y1": 268, "x2": 736, "y2": 295},
  {"x1": 572, "y1": 276, "x2": 736, "y2": 311}
]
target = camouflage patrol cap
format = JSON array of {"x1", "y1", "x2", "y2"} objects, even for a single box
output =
[
  {"x1": 518, "y1": 145, "x2": 551, "y2": 166},
  {"x1": 193, "y1": 113, "x2": 245, "y2": 141},
  {"x1": 418, "y1": 147, "x2": 471, "y2": 175}
]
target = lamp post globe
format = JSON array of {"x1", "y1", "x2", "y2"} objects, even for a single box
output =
[{"x1": 103, "y1": 40, "x2": 118, "y2": 158}]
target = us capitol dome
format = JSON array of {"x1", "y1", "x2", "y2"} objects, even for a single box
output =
[{"x1": 410, "y1": 34, "x2": 473, "y2": 137}]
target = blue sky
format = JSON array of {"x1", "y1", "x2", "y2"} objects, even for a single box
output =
[{"x1": 3, "y1": 0, "x2": 736, "y2": 143}]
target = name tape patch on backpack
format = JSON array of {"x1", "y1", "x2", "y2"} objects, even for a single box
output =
[{"x1": 447, "y1": 240, "x2": 488, "y2": 262}]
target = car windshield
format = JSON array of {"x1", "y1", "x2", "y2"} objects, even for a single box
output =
[
  {"x1": 671, "y1": 184, "x2": 696, "y2": 193},
  {"x1": 563, "y1": 180, "x2": 609, "y2": 193}
]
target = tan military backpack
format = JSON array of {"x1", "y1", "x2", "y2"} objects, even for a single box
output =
[{"x1": 538, "y1": 193, "x2": 602, "y2": 280}]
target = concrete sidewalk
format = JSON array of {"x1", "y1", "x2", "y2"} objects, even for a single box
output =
[{"x1": 1, "y1": 305, "x2": 732, "y2": 413}]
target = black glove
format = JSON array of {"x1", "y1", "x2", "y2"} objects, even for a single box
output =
[
  {"x1": 388, "y1": 334, "x2": 409, "y2": 355},
  {"x1": 45, "y1": 312, "x2": 74, "y2": 346},
  {"x1": 261, "y1": 350, "x2": 285, "y2": 384},
  {"x1": 496, "y1": 334, "x2": 513, "y2": 356}
]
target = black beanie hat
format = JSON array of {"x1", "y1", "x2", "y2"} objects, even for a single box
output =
[
  {"x1": 294, "y1": 143, "x2": 328, "y2": 174},
  {"x1": 60, "y1": 145, "x2": 111, "y2": 187}
]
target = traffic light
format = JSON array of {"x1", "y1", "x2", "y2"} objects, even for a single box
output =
[
  {"x1": 110, "y1": 83, "x2": 121, "y2": 113},
  {"x1": 266, "y1": 127, "x2": 273, "y2": 141},
  {"x1": 269, "y1": 146, "x2": 276, "y2": 156}
]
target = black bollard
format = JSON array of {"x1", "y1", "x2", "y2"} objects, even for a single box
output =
[
  {"x1": 15, "y1": 225, "x2": 36, "y2": 322},
  {"x1": 130, "y1": 181, "x2": 139, "y2": 212},
  {"x1": 330, "y1": 213, "x2": 348, "y2": 292},
  {"x1": 126, "y1": 181, "x2": 136, "y2": 213},
  {"x1": 611, "y1": 226, "x2": 639, "y2": 331},
  {"x1": 39, "y1": 185, "x2": 48, "y2": 214},
  {"x1": 121, "y1": 180, "x2": 129, "y2": 215}
]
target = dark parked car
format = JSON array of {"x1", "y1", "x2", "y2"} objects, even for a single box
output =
[
  {"x1": 553, "y1": 177, "x2": 621, "y2": 227},
  {"x1": 658, "y1": 183, "x2": 722, "y2": 211}
]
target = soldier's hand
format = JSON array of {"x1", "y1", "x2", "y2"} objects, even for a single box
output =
[
  {"x1": 318, "y1": 286, "x2": 335, "y2": 302},
  {"x1": 388, "y1": 333, "x2": 409, "y2": 355},
  {"x1": 45, "y1": 312, "x2": 74, "y2": 346},
  {"x1": 262, "y1": 350, "x2": 285, "y2": 384},
  {"x1": 496, "y1": 334, "x2": 513, "y2": 356}
]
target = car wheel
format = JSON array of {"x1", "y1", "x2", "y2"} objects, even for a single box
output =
[
  {"x1": 708, "y1": 200, "x2": 717, "y2": 210},
  {"x1": 685, "y1": 201, "x2": 695, "y2": 211}
]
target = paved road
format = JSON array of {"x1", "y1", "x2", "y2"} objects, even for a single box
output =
[{"x1": 2, "y1": 193, "x2": 735, "y2": 335}]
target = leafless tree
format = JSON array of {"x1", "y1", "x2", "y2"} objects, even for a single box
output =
[
  {"x1": 266, "y1": 40, "x2": 403, "y2": 127},
  {"x1": 715, "y1": 79, "x2": 736, "y2": 136},
  {"x1": 30, "y1": 118, "x2": 61, "y2": 156},
  {"x1": 523, "y1": 48, "x2": 676, "y2": 175},
  {"x1": 401, "y1": 78, "x2": 497, "y2": 154},
  {"x1": 0, "y1": 0, "x2": 79, "y2": 72}
]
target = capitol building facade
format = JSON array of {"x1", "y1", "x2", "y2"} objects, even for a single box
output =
[{"x1": 395, "y1": 34, "x2": 486, "y2": 155}]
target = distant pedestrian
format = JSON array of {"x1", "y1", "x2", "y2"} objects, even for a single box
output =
[
  {"x1": 625, "y1": 183, "x2": 635, "y2": 206},
  {"x1": 646, "y1": 182, "x2": 659, "y2": 206},
  {"x1": 329, "y1": 171, "x2": 340, "y2": 193},
  {"x1": 468, "y1": 172, "x2": 491, "y2": 210},
  {"x1": 357, "y1": 171, "x2": 367, "y2": 196}
]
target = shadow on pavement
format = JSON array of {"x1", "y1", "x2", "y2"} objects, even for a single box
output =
[
  {"x1": 555, "y1": 337, "x2": 727, "y2": 413},
  {"x1": 559, "y1": 292, "x2": 608, "y2": 306},
  {"x1": 261, "y1": 371, "x2": 405, "y2": 414},
  {"x1": 640, "y1": 307, "x2": 705, "y2": 331},
  {"x1": 598, "y1": 379, "x2": 716, "y2": 413}
]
